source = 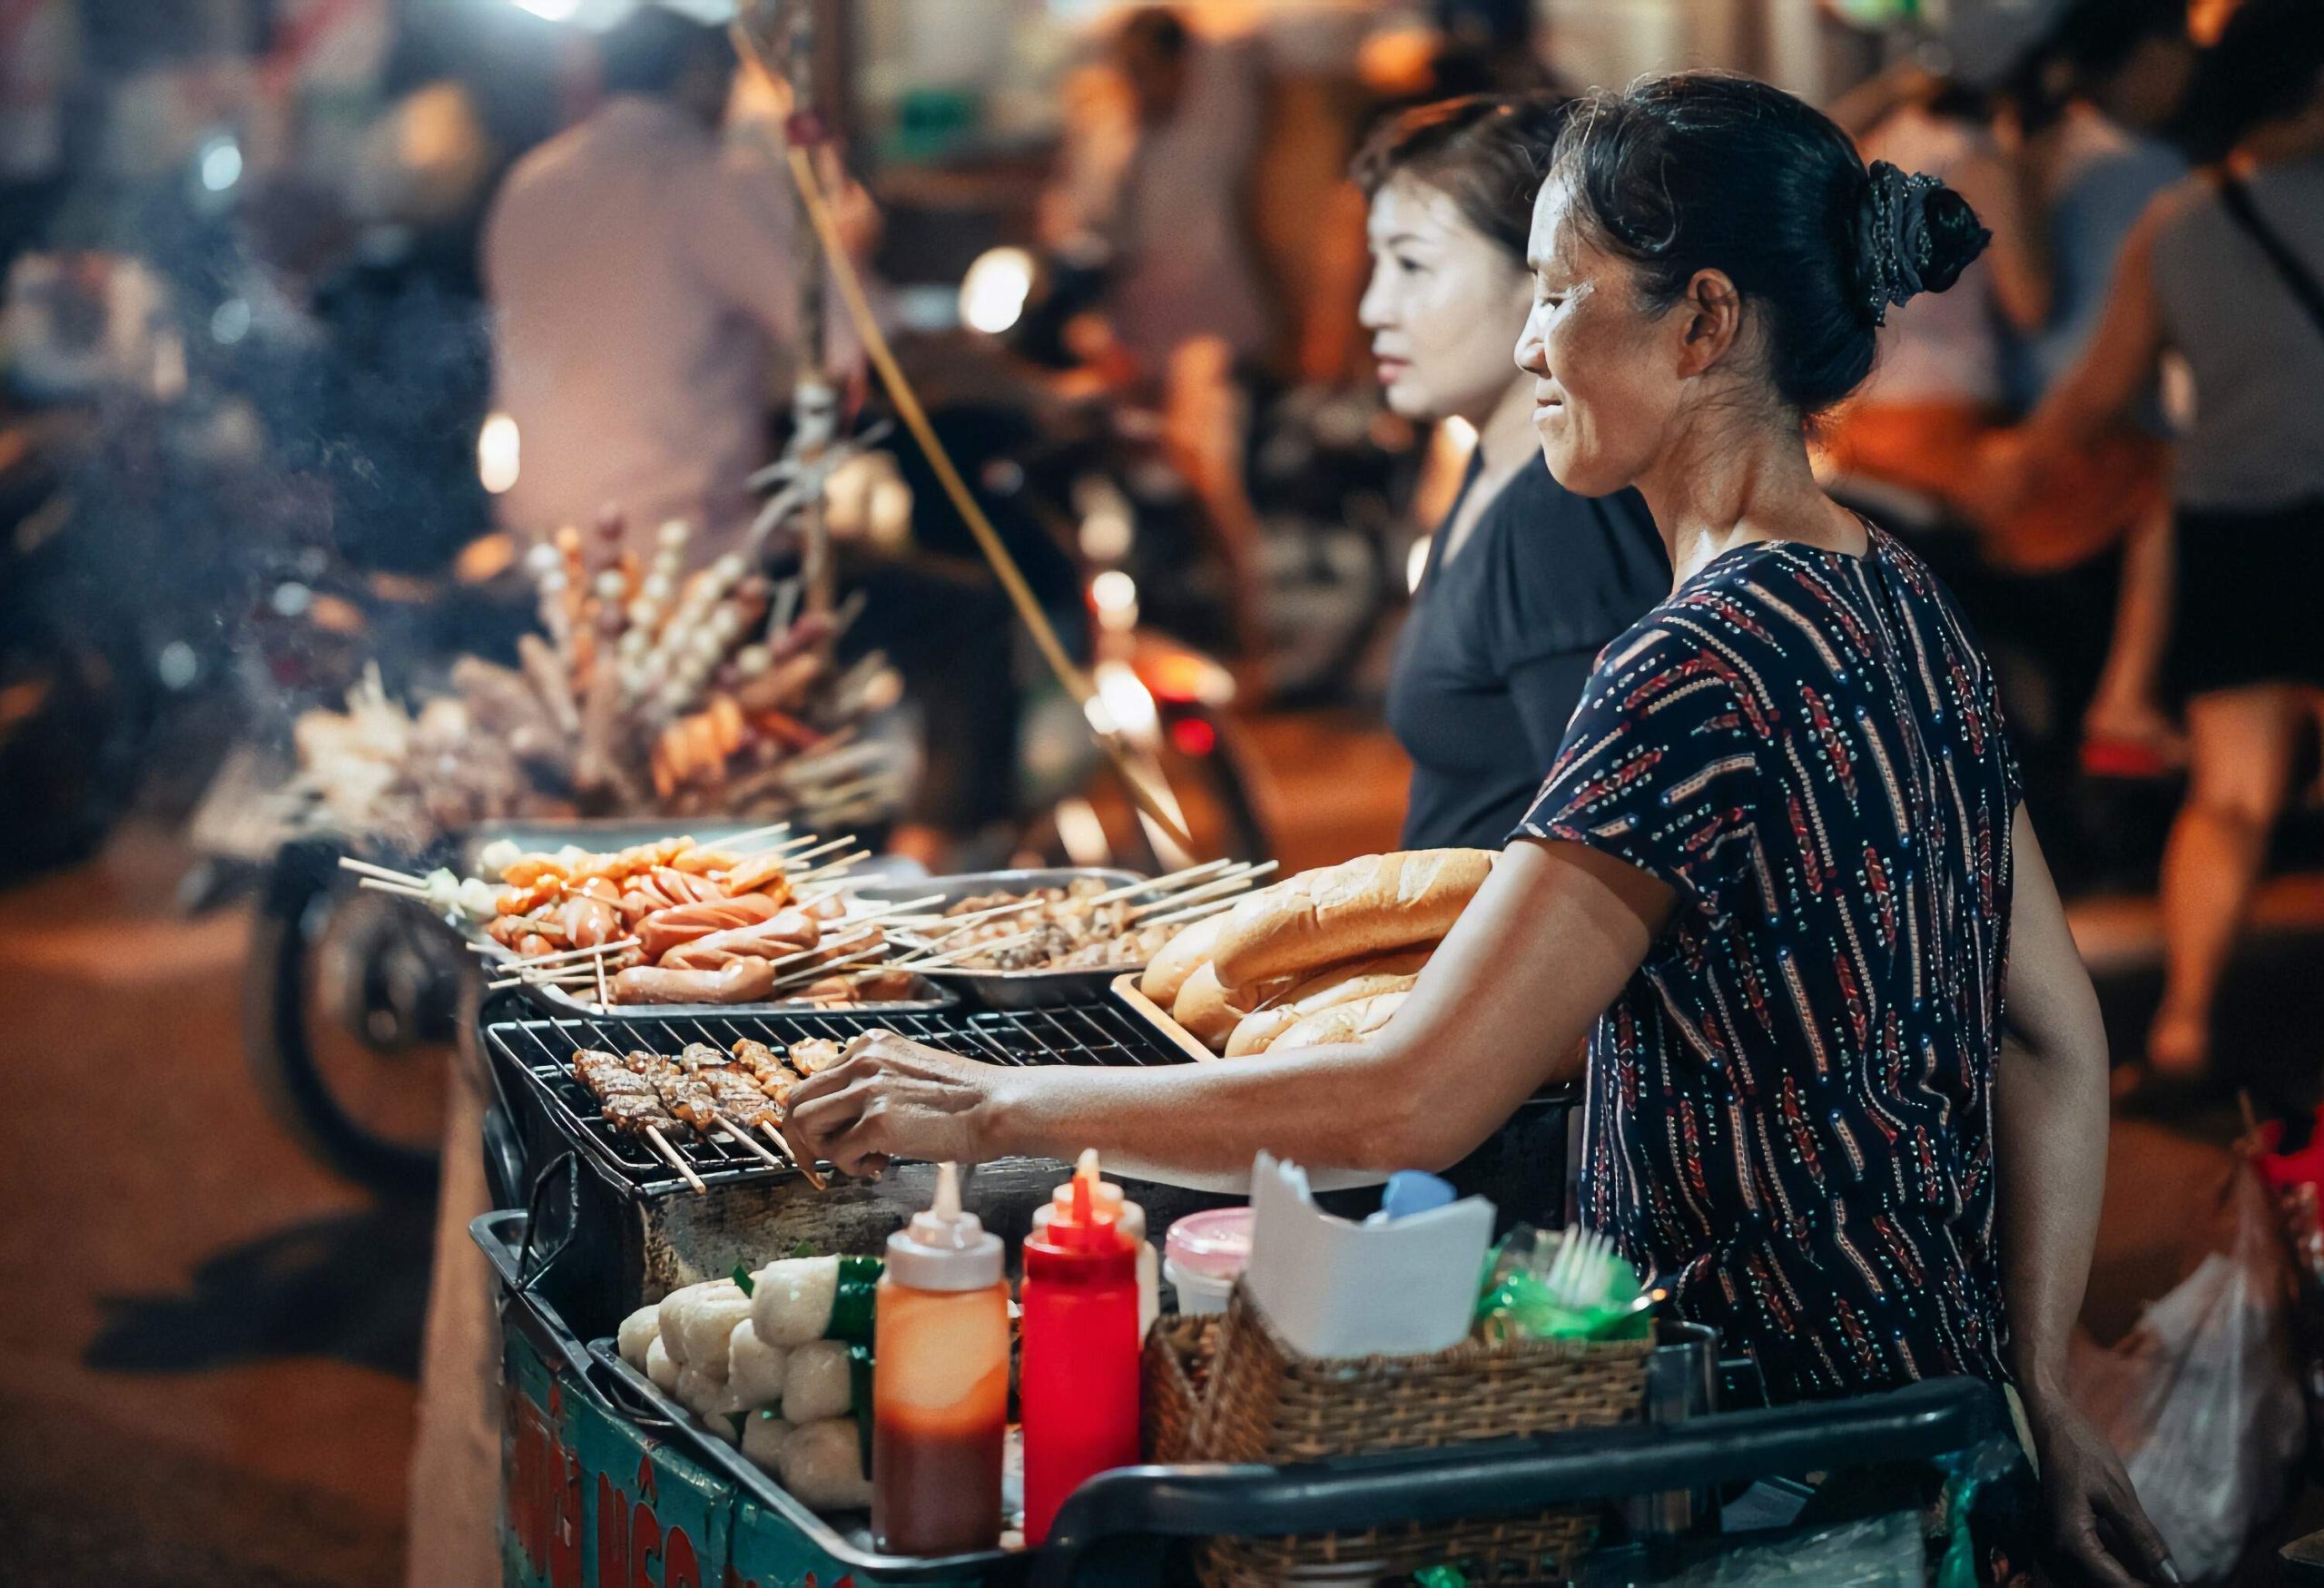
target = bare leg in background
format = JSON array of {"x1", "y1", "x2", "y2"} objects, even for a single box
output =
[
  {"x1": 2150, "y1": 684, "x2": 2305, "y2": 1076},
  {"x1": 2083, "y1": 499, "x2": 2184, "y2": 762}
]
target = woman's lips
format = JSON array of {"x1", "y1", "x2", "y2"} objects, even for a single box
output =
[{"x1": 1374, "y1": 357, "x2": 1409, "y2": 385}]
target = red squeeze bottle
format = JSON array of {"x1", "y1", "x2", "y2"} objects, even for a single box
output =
[{"x1": 1019, "y1": 1154, "x2": 1142, "y2": 1545}]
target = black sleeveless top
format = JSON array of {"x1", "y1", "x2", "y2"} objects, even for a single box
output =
[{"x1": 1386, "y1": 457, "x2": 1666, "y2": 849}]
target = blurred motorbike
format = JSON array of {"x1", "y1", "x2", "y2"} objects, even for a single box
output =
[{"x1": 876, "y1": 242, "x2": 1276, "y2": 867}]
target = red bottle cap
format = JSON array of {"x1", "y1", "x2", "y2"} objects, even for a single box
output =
[{"x1": 1024, "y1": 1152, "x2": 1136, "y2": 1276}]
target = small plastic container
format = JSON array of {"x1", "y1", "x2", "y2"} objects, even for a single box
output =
[{"x1": 1162, "y1": 1207, "x2": 1254, "y2": 1317}]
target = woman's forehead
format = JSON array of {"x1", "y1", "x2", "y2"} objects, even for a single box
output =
[
  {"x1": 1368, "y1": 174, "x2": 1475, "y2": 244},
  {"x1": 1527, "y1": 180, "x2": 1590, "y2": 273}
]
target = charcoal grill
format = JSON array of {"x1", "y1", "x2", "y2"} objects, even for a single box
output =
[
  {"x1": 481, "y1": 995, "x2": 1238, "y2": 1337},
  {"x1": 487, "y1": 1000, "x2": 1189, "y2": 1197}
]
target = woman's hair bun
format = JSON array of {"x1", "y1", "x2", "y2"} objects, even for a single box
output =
[
  {"x1": 1549, "y1": 74, "x2": 1997, "y2": 414},
  {"x1": 1853, "y1": 161, "x2": 1991, "y2": 324}
]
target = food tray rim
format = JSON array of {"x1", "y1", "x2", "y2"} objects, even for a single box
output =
[{"x1": 585, "y1": 1340, "x2": 1024, "y2": 1581}]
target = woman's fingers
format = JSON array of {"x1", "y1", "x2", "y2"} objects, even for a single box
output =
[{"x1": 2096, "y1": 1487, "x2": 2179, "y2": 1585}]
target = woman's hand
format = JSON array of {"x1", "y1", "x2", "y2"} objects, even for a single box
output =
[
  {"x1": 783, "y1": 1031, "x2": 1009, "y2": 1177},
  {"x1": 2023, "y1": 1386, "x2": 2179, "y2": 1586}
]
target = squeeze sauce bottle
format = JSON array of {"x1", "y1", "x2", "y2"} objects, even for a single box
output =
[
  {"x1": 873, "y1": 1163, "x2": 1009, "y2": 1555},
  {"x1": 1019, "y1": 1151, "x2": 1142, "y2": 1545},
  {"x1": 1030, "y1": 1149, "x2": 1159, "y2": 1334}
]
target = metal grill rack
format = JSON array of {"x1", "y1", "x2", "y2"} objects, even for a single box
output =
[{"x1": 484, "y1": 1001, "x2": 1188, "y2": 1196}]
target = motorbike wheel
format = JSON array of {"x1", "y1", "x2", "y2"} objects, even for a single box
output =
[{"x1": 243, "y1": 841, "x2": 452, "y2": 1197}]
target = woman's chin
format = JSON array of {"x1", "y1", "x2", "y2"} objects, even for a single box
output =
[
  {"x1": 1382, "y1": 381, "x2": 1432, "y2": 421},
  {"x1": 1536, "y1": 437, "x2": 1613, "y2": 497}
]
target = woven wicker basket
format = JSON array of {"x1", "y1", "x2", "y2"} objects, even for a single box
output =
[
  {"x1": 1160, "y1": 1284, "x2": 1652, "y2": 1587},
  {"x1": 1144, "y1": 1311, "x2": 1219, "y2": 1464}
]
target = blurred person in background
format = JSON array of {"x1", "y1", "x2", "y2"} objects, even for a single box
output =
[
  {"x1": 1993, "y1": 0, "x2": 2195, "y2": 769},
  {"x1": 482, "y1": 4, "x2": 868, "y2": 565},
  {"x1": 2001, "y1": 0, "x2": 2324, "y2": 1100},
  {"x1": 1043, "y1": 5, "x2": 1274, "y2": 665},
  {"x1": 1358, "y1": 95, "x2": 1665, "y2": 848},
  {"x1": 1819, "y1": 62, "x2": 2050, "y2": 510}
]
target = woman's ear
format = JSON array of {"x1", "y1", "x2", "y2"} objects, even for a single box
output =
[{"x1": 1675, "y1": 268, "x2": 1745, "y2": 379}]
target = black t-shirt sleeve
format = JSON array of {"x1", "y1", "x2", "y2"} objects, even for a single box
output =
[
  {"x1": 1504, "y1": 646, "x2": 1600, "y2": 784},
  {"x1": 1480, "y1": 473, "x2": 1668, "y2": 671},
  {"x1": 1513, "y1": 624, "x2": 1768, "y2": 922}
]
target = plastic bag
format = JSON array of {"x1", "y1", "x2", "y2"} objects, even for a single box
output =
[{"x1": 2066, "y1": 1159, "x2": 2305, "y2": 1582}]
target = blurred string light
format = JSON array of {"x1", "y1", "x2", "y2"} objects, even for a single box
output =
[
  {"x1": 502, "y1": 0, "x2": 734, "y2": 29},
  {"x1": 1090, "y1": 569, "x2": 1138, "y2": 631},
  {"x1": 197, "y1": 134, "x2": 242, "y2": 192},
  {"x1": 210, "y1": 298, "x2": 251, "y2": 345},
  {"x1": 960, "y1": 248, "x2": 1034, "y2": 336},
  {"x1": 478, "y1": 412, "x2": 521, "y2": 495}
]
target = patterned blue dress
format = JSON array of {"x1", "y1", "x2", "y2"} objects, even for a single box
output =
[{"x1": 1517, "y1": 527, "x2": 2020, "y2": 1404}]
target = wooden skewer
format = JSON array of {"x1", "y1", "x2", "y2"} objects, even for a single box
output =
[
  {"x1": 740, "y1": 832, "x2": 822, "y2": 861},
  {"x1": 1089, "y1": 858, "x2": 1233, "y2": 905},
  {"x1": 359, "y1": 876, "x2": 436, "y2": 900},
  {"x1": 489, "y1": 936, "x2": 642, "y2": 970},
  {"x1": 911, "y1": 893, "x2": 1051, "y2": 939},
  {"x1": 895, "y1": 928, "x2": 1043, "y2": 972},
  {"x1": 339, "y1": 856, "x2": 430, "y2": 886},
  {"x1": 645, "y1": 1126, "x2": 708, "y2": 1194},
  {"x1": 1128, "y1": 861, "x2": 1278, "y2": 921},
  {"x1": 793, "y1": 851, "x2": 872, "y2": 884},
  {"x1": 720, "y1": 822, "x2": 793, "y2": 850},
  {"x1": 752, "y1": 925, "x2": 884, "y2": 978},
  {"x1": 763, "y1": 1120, "x2": 827, "y2": 1190},
  {"x1": 848, "y1": 893, "x2": 945, "y2": 922},
  {"x1": 764, "y1": 941, "x2": 892, "y2": 994},
  {"x1": 716, "y1": 1115, "x2": 787, "y2": 1169},
  {"x1": 777, "y1": 835, "x2": 856, "y2": 871},
  {"x1": 1137, "y1": 893, "x2": 1243, "y2": 931},
  {"x1": 487, "y1": 970, "x2": 596, "y2": 991}
]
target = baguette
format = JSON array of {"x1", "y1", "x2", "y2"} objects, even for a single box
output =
[
  {"x1": 1268, "y1": 989, "x2": 1409, "y2": 1052},
  {"x1": 1209, "y1": 850, "x2": 1492, "y2": 989},
  {"x1": 1224, "y1": 949, "x2": 1431, "y2": 1059},
  {"x1": 1172, "y1": 962, "x2": 1293, "y2": 1051},
  {"x1": 1139, "y1": 912, "x2": 1226, "y2": 1008}
]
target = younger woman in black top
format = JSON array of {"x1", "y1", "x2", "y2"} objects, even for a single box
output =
[{"x1": 1360, "y1": 97, "x2": 1669, "y2": 848}]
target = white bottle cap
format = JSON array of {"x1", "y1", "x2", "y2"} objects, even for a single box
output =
[{"x1": 885, "y1": 1163, "x2": 1003, "y2": 1291}]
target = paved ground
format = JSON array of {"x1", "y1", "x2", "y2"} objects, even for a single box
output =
[{"x1": 3, "y1": 714, "x2": 2319, "y2": 1586}]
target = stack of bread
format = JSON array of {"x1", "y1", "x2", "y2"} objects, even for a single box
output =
[{"x1": 1137, "y1": 849, "x2": 1492, "y2": 1056}]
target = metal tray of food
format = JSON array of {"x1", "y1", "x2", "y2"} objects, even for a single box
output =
[
  {"x1": 586, "y1": 1341, "x2": 1029, "y2": 1584},
  {"x1": 457, "y1": 822, "x2": 943, "y2": 1020},
  {"x1": 852, "y1": 868, "x2": 1149, "y2": 1009},
  {"x1": 493, "y1": 967, "x2": 961, "y2": 1023}
]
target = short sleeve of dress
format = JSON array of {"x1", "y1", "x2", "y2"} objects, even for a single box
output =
[
  {"x1": 1481, "y1": 475, "x2": 1668, "y2": 670},
  {"x1": 1512, "y1": 623, "x2": 1768, "y2": 923}
]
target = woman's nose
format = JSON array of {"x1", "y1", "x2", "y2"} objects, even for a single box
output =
[{"x1": 1513, "y1": 323, "x2": 1544, "y2": 377}]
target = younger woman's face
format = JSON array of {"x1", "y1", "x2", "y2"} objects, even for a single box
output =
[
  {"x1": 1358, "y1": 175, "x2": 1533, "y2": 427},
  {"x1": 1515, "y1": 176, "x2": 1689, "y2": 497}
]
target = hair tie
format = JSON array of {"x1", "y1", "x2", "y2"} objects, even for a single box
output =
[{"x1": 1856, "y1": 161, "x2": 1943, "y2": 325}]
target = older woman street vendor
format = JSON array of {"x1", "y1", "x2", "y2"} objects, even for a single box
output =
[{"x1": 790, "y1": 74, "x2": 2171, "y2": 1587}]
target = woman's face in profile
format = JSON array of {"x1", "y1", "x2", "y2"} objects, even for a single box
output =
[
  {"x1": 1515, "y1": 177, "x2": 1680, "y2": 497},
  {"x1": 1358, "y1": 175, "x2": 1533, "y2": 428}
]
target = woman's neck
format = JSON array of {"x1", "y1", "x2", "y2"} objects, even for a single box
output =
[
  {"x1": 1634, "y1": 405, "x2": 1859, "y2": 585},
  {"x1": 1468, "y1": 373, "x2": 1543, "y2": 483}
]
